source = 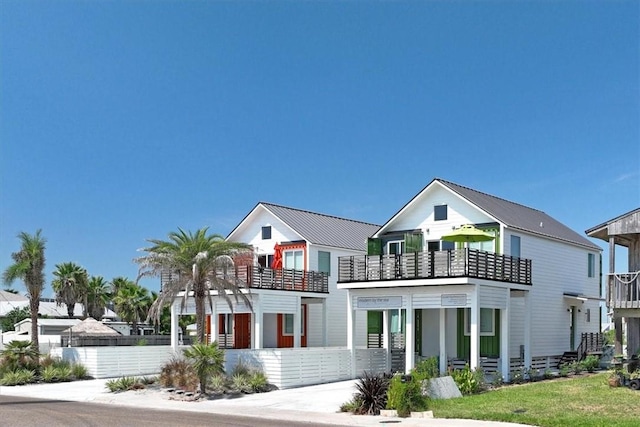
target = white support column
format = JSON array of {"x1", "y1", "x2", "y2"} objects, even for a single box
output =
[
  {"x1": 209, "y1": 302, "x2": 218, "y2": 345},
  {"x1": 439, "y1": 308, "x2": 447, "y2": 375},
  {"x1": 322, "y1": 299, "x2": 328, "y2": 347},
  {"x1": 501, "y1": 289, "x2": 510, "y2": 382},
  {"x1": 347, "y1": 291, "x2": 356, "y2": 378},
  {"x1": 405, "y1": 296, "x2": 414, "y2": 374},
  {"x1": 253, "y1": 299, "x2": 262, "y2": 349},
  {"x1": 170, "y1": 302, "x2": 179, "y2": 350},
  {"x1": 293, "y1": 295, "x2": 302, "y2": 348},
  {"x1": 383, "y1": 309, "x2": 391, "y2": 372},
  {"x1": 470, "y1": 287, "x2": 480, "y2": 371},
  {"x1": 523, "y1": 290, "x2": 532, "y2": 369}
]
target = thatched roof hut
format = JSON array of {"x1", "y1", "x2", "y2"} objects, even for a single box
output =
[{"x1": 61, "y1": 317, "x2": 121, "y2": 337}]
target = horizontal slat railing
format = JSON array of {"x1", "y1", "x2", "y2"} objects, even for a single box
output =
[
  {"x1": 162, "y1": 265, "x2": 329, "y2": 294},
  {"x1": 338, "y1": 248, "x2": 531, "y2": 285},
  {"x1": 607, "y1": 272, "x2": 640, "y2": 309}
]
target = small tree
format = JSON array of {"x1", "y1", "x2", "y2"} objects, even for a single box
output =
[
  {"x1": 3, "y1": 230, "x2": 47, "y2": 351},
  {"x1": 183, "y1": 341, "x2": 225, "y2": 394},
  {"x1": 0, "y1": 306, "x2": 30, "y2": 332}
]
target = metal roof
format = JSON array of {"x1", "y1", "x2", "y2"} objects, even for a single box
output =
[
  {"x1": 438, "y1": 179, "x2": 601, "y2": 250},
  {"x1": 259, "y1": 202, "x2": 381, "y2": 252}
]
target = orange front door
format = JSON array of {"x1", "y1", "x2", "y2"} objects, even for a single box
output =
[{"x1": 234, "y1": 313, "x2": 251, "y2": 349}]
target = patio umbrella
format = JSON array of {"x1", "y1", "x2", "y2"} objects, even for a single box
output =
[
  {"x1": 441, "y1": 224, "x2": 495, "y2": 244},
  {"x1": 271, "y1": 243, "x2": 283, "y2": 269}
]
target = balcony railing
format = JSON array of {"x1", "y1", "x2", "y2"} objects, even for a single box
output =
[
  {"x1": 338, "y1": 248, "x2": 532, "y2": 285},
  {"x1": 161, "y1": 266, "x2": 329, "y2": 294},
  {"x1": 607, "y1": 272, "x2": 640, "y2": 309}
]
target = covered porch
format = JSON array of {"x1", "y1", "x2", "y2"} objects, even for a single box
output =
[
  {"x1": 168, "y1": 289, "x2": 329, "y2": 351},
  {"x1": 343, "y1": 281, "x2": 532, "y2": 382}
]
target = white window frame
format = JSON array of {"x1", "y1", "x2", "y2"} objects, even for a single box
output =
[
  {"x1": 387, "y1": 240, "x2": 405, "y2": 255},
  {"x1": 284, "y1": 250, "x2": 304, "y2": 270},
  {"x1": 464, "y1": 308, "x2": 495, "y2": 336}
]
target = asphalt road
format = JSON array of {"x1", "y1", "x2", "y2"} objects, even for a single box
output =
[{"x1": 0, "y1": 395, "x2": 345, "y2": 427}]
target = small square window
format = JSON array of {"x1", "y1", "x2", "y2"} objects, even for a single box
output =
[
  {"x1": 261, "y1": 226, "x2": 271, "y2": 240},
  {"x1": 434, "y1": 205, "x2": 448, "y2": 221}
]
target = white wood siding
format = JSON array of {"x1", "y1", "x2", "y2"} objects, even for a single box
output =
[
  {"x1": 386, "y1": 185, "x2": 495, "y2": 239},
  {"x1": 229, "y1": 208, "x2": 303, "y2": 255},
  {"x1": 505, "y1": 230, "x2": 601, "y2": 358},
  {"x1": 479, "y1": 286, "x2": 508, "y2": 309}
]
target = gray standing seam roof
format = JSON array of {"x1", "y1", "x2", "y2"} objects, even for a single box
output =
[
  {"x1": 437, "y1": 179, "x2": 601, "y2": 250},
  {"x1": 260, "y1": 203, "x2": 381, "y2": 252}
]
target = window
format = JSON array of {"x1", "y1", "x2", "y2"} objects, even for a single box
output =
[
  {"x1": 510, "y1": 235, "x2": 521, "y2": 258},
  {"x1": 588, "y1": 253, "x2": 595, "y2": 278},
  {"x1": 284, "y1": 250, "x2": 303, "y2": 270},
  {"x1": 469, "y1": 229, "x2": 496, "y2": 252},
  {"x1": 282, "y1": 308, "x2": 305, "y2": 336},
  {"x1": 318, "y1": 251, "x2": 331, "y2": 275},
  {"x1": 427, "y1": 241, "x2": 440, "y2": 252},
  {"x1": 441, "y1": 240, "x2": 455, "y2": 251},
  {"x1": 434, "y1": 205, "x2": 448, "y2": 221},
  {"x1": 464, "y1": 308, "x2": 495, "y2": 336},
  {"x1": 387, "y1": 240, "x2": 405, "y2": 255},
  {"x1": 261, "y1": 226, "x2": 271, "y2": 240}
]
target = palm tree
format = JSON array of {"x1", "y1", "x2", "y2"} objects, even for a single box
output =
[
  {"x1": 2, "y1": 229, "x2": 47, "y2": 351},
  {"x1": 136, "y1": 227, "x2": 253, "y2": 343},
  {"x1": 86, "y1": 275, "x2": 110, "y2": 320},
  {"x1": 51, "y1": 262, "x2": 88, "y2": 318},
  {"x1": 183, "y1": 341, "x2": 225, "y2": 394},
  {"x1": 113, "y1": 280, "x2": 149, "y2": 335}
]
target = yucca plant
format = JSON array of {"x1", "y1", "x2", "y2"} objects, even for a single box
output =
[
  {"x1": 248, "y1": 370, "x2": 269, "y2": 393},
  {"x1": 0, "y1": 369, "x2": 36, "y2": 386},
  {"x1": 71, "y1": 363, "x2": 88, "y2": 380},
  {"x1": 209, "y1": 373, "x2": 228, "y2": 394},
  {"x1": 230, "y1": 372, "x2": 251, "y2": 394},
  {"x1": 105, "y1": 376, "x2": 137, "y2": 392},
  {"x1": 0, "y1": 340, "x2": 40, "y2": 372}
]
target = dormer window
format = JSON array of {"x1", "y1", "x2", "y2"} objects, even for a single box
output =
[
  {"x1": 261, "y1": 226, "x2": 271, "y2": 240},
  {"x1": 434, "y1": 205, "x2": 448, "y2": 221}
]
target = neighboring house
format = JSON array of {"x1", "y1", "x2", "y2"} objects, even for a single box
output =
[
  {"x1": 0, "y1": 293, "x2": 117, "y2": 320},
  {"x1": 586, "y1": 208, "x2": 640, "y2": 358},
  {"x1": 337, "y1": 178, "x2": 603, "y2": 380},
  {"x1": 217, "y1": 202, "x2": 380, "y2": 348},
  {"x1": 1, "y1": 318, "x2": 81, "y2": 352},
  {"x1": 167, "y1": 202, "x2": 380, "y2": 351}
]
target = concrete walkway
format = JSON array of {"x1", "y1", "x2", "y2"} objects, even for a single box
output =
[{"x1": 0, "y1": 378, "x2": 527, "y2": 426}]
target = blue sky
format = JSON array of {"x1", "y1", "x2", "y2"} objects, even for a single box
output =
[{"x1": 1, "y1": 1, "x2": 638, "y2": 297}]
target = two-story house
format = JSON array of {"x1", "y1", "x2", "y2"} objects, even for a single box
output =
[{"x1": 338, "y1": 178, "x2": 602, "y2": 380}]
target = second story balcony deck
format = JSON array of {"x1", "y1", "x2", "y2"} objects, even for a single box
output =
[
  {"x1": 607, "y1": 272, "x2": 640, "y2": 309},
  {"x1": 162, "y1": 265, "x2": 329, "y2": 294},
  {"x1": 338, "y1": 248, "x2": 532, "y2": 286}
]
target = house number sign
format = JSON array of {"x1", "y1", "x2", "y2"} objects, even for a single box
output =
[
  {"x1": 356, "y1": 296, "x2": 403, "y2": 309},
  {"x1": 441, "y1": 294, "x2": 467, "y2": 307}
]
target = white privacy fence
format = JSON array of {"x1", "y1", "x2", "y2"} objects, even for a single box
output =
[{"x1": 51, "y1": 345, "x2": 391, "y2": 389}]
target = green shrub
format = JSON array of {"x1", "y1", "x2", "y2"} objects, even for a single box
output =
[
  {"x1": 209, "y1": 374, "x2": 228, "y2": 394},
  {"x1": 248, "y1": 370, "x2": 269, "y2": 393},
  {"x1": 559, "y1": 364, "x2": 570, "y2": 377},
  {"x1": 105, "y1": 376, "x2": 138, "y2": 392},
  {"x1": 543, "y1": 368, "x2": 554, "y2": 379},
  {"x1": 491, "y1": 371, "x2": 504, "y2": 387},
  {"x1": 386, "y1": 374, "x2": 428, "y2": 417},
  {"x1": 71, "y1": 363, "x2": 88, "y2": 380},
  {"x1": 0, "y1": 341, "x2": 39, "y2": 372},
  {"x1": 581, "y1": 355, "x2": 600, "y2": 373},
  {"x1": 41, "y1": 365, "x2": 72, "y2": 383},
  {"x1": 340, "y1": 395, "x2": 364, "y2": 413},
  {"x1": 450, "y1": 365, "x2": 485, "y2": 394},
  {"x1": 413, "y1": 357, "x2": 439, "y2": 380},
  {"x1": 0, "y1": 369, "x2": 36, "y2": 386},
  {"x1": 230, "y1": 372, "x2": 251, "y2": 393},
  {"x1": 183, "y1": 342, "x2": 225, "y2": 394}
]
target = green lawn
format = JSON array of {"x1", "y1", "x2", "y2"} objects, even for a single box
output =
[{"x1": 429, "y1": 373, "x2": 640, "y2": 427}]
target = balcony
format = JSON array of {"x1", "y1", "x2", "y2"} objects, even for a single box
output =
[
  {"x1": 607, "y1": 272, "x2": 640, "y2": 309},
  {"x1": 338, "y1": 248, "x2": 532, "y2": 285},
  {"x1": 161, "y1": 266, "x2": 329, "y2": 294}
]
